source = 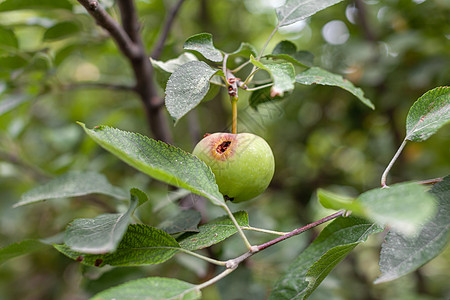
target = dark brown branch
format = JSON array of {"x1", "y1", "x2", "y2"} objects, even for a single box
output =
[
  {"x1": 116, "y1": 0, "x2": 173, "y2": 143},
  {"x1": 77, "y1": 0, "x2": 173, "y2": 143},
  {"x1": 354, "y1": 0, "x2": 377, "y2": 44},
  {"x1": 76, "y1": 0, "x2": 140, "y2": 59},
  {"x1": 117, "y1": 0, "x2": 141, "y2": 43},
  {"x1": 151, "y1": 0, "x2": 186, "y2": 59}
]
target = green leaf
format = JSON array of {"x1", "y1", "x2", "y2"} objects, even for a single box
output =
[
  {"x1": 0, "y1": 55, "x2": 28, "y2": 71},
  {"x1": 178, "y1": 211, "x2": 249, "y2": 251},
  {"x1": 356, "y1": 182, "x2": 436, "y2": 235},
  {"x1": 228, "y1": 42, "x2": 258, "y2": 58},
  {"x1": 304, "y1": 243, "x2": 359, "y2": 299},
  {"x1": 159, "y1": 209, "x2": 202, "y2": 234},
  {"x1": 15, "y1": 171, "x2": 128, "y2": 207},
  {"x1": 54, "y1": 224, "x2": 180, "y2": 267},
  {"x1": 251, "y1": 56, "x2": 295, "y2": 97},
  {"x1": 165, "y1": 61, "x2": 219, "y2": 123},
  {"x1": 375, "y1": 176, "x2": 450, "y2": 284},
  {"x1": 265, "y1": 40, "x2": 314, "y2": 67},
  {"x1": 183, "y1": 33, "x2": 223, "y2": 62},
  {"x1": 276, "y1": 0, "x2": 344, "y2": 27},
  {"x1": 295, "y1": 67, "x2": 375, "y2": 109},
  {"x1": 78, "y1": 123, "x2": 225, "y2": 207},
  {"x1": 405, "y1": 86, "x2": 450, "y2": 142},
  {"x1": 91, "y1": 277, "x2": 201, "y2": 300},
  {"x1": 269, "y1": 216, "x2": 382, "y2": 299},
  {"x1": 0, "y1": 26, "x2": 18, "y2": 49},
  {"x1": 0, "y1": 0, "x2": 73, "y2": 11},
  {"x1": 317, "y1": 189, "x2": 363, "y2": 214},
  {"x1": 43, "y1": 21, "x2": 80, "y2": 41},
  {"x1": 151, "y1": 53, "x2": 198, "y2": 74},
  {"x1": 0, "y1": 239, "x2": 50, "y2": 265},
  {"x1": 64, "y1": 188, "x2": 147, "y2": 254},
  {"x1": 151, "y1": 52, "x2": 198, "y2": 89}
]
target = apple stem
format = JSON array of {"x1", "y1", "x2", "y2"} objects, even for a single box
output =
[
  {"x1": 223, "y1": 54, "x2": 239, "y2": 134},
  {"x1": 231, "y1": 96, "x2": 238, "y2": 134}
]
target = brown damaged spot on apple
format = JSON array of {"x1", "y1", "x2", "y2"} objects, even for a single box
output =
[{"x1": 216, "y1": 141, "x2": 231, "y2": 154}]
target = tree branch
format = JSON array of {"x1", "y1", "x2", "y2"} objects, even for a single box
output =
[
  {"x1": 354, "y1": 0, "x2": 377, "y2": 44},
  {"x1": 256, "y1": 210, "x2": 347, "y2": 251},
  {"x1": 76, "y1": 0, "x2": 140, "y2": 59},
  {"x1": 77, "y1": 0, "x2": 173, "y2": 143},
  {"x1": 225, "y1": 211, "x2": 347, "y2": 268},
  {"x1": 151, "y1": 0, "x2": 186, "y2": 59},
  {"x1": 117, "y1": 0, "x2": 141, "y2": 43}
]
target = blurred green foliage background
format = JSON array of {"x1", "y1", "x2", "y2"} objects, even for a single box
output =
[{"x1": 0, "y1": 0, "x2": 449, "y2": 299}]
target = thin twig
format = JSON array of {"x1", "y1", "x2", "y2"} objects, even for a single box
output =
[
  {"x1": 225, "y1": 211, "x2": 346, "y2": 268},
  {"x1": 256, "y1": 210, "x2": 346, "y2": 251},
  {"x1": 195, "y1": 268, "x2": 235, "y2": 290},
  {"x1": 175, "y1": 268, "x2": 235, "y2": 299},
  {"x1": 151, "y1": 0, "x2": 186, "y2": 59}
]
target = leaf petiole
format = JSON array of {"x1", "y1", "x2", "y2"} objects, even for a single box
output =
[
  {"x1": 241, "y1": 226, "x2": 288, "y2": 236},
  {"x1": 222, "y1": 204, "x2": 253, "y2": 250},
  {"x1": 381, "y1": 139, "x2": 407, "y2": 188},
  {"x1": 242, "y1": 67, "x2": 261, "y2": 87},
  {"x1": 231, "y1": 59, "x2": 251, "y2": 73},
  {"x1": 176, "y1": 248, "x2": 227, "y2": 266},
  {"x1": 245, "y1": 83, "x2": 273, "y2": 92}
]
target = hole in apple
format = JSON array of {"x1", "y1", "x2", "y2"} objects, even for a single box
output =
[{"x1": 216, "y1": 141, "x2": 231, "y2": 154}]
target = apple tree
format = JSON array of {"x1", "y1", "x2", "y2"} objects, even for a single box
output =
[{"x1": 0, "y1": 0, "x2": 449, "y2": 299}]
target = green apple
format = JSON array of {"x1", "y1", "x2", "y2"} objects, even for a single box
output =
[{"x1": 193, "y1": 132, "x2": 275, "y2": 203}]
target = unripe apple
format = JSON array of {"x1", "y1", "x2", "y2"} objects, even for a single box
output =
[{"x1": 193, "y1": 132, "x2": 275, "y2": 203}]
